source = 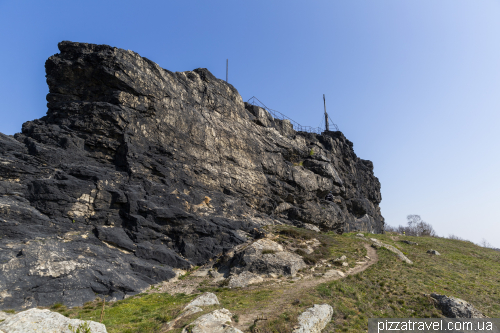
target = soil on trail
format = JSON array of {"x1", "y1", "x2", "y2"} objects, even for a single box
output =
[{"x1": 234, "y1": 243, "x2": 378, "y2": 330}]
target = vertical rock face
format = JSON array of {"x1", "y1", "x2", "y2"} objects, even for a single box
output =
[{"x1": 0, "y1": 41, "x2": 383, "y2": 310}]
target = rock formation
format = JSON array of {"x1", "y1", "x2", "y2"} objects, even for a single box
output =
[
  {"x1": 0, "y1": 41, "x2": 384, "y2": 310},
  {"x1": 430, "y1": 293, "x2": 486, "y2": 318},
  {"x1": 0, "y1": 308, "x2": 107, "y2": 333}
]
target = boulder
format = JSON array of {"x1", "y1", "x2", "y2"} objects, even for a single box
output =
[
  {"x1": 184, "y1": 293, "x2": 220, "y2": 310},
  {"x1": 430, "y1": 293, "x2": 486, "y2": 318},
  {"x1": 427, "y1": 250, "x2": 441, "y2": 255},
  {"x1": 302, "y1": 223, "x2": 321, "y2": 232},
  {"x1": 356, "y1": 233, "x2": 364, "y2": 237},
  {"x1": 228, "y1": 271, "x2": 264, "y2": 288},
  {"x1": 227, "y1": 239, "x2": 307, "y2": 277},
  {"x1": 292, "y1": 304, "x2": 333, "y2": 333},
  {"x1": 0, "y1": 308, "x2": 106, "y2": 333},
  {"x1": 400, "y1": 240, "x2": 418, "y2": 245},
  {"x1": 370, "y1": 238, "x2": 413, "y2": 264},
  {"x1": 332, "y1": 255, "x2": 347, "y2": 266},
  {"x1": 164, "y1": 306, "x2": 203, "y2": 331},
  {"x1": 181, "y1": 308, "x2": 242, "y2": 333},
  {"x1": 323, "y1": 269, "x2": 345, "y2": 278}
]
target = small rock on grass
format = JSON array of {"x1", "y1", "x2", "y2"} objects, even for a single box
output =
[
  {"x1": 292, "y1": 304, "x2": 333, "y2": 333},
  {"x1": 181, "y1": 308, "x2": 242, "y2": 333},
  {"x1": 184, "y1": 292, "x2": 220, "y2": 310},
  {"x1": 323, "y1": 269, "x2": 345, "y2": 278},
  {"x1": 0, "y1": 308, "x2": 107, "y2": 333},
  {"x1": 427, "y1": 249, "x2": 441, "y2": 255}
]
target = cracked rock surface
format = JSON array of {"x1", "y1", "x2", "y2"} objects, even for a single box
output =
[{"x1": 0, "y1": 41, "x2": 384, "y2": 310}]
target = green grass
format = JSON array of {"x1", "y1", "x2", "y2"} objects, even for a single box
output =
[
  {"x1": 52, "y1": 230, "x2": 500, "y2": 333},
  {"x1": 51, "y1": 293, "x2": 197, "y2": 333},
  {"x1": 309, "y1": 233, "x2": 500, "y2": 332}
]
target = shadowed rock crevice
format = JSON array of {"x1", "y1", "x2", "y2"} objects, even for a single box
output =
[{"x1": 0, "y1": 41, "x2": 384, "y2": 310}]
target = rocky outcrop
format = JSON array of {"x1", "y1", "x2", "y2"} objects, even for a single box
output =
[
  {"x1": 0, "y1": 308, "x2": 106, "y2": 333},
  {"x1": 227, "y1": 271, "x2": 264, "y2": 288},
  {"x1": 0, "y1": 41, "x2": 384, "y2": 310},
  {"x1": 184, "y1": 292, "x2": 220, "y2": 310},
  {"x1": 430, "y1": 293, "x2": 486, "y2": 318},
  {"x1": 181, "y1": 308, "x2": 242, "y2": 333},
  {"x1": 293, "y1": 304, "x2": 333, "y2": 333},
  {"x1": 223, "y1": 238, "x2": 307, "y2": 277},
  {"x1": 369, "y1": 238, "x2": 413, "y2": 264},
  {"x1": 164, "y1": 292, "x2": 221, "y2": 331}
]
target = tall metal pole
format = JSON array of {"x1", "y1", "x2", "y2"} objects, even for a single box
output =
[
  {"x1": 226, "y1": 59, "x2": 228, "y2": 82},
  {"x1": 323, "y1": 94, "x2": 329, "y2": 131}
]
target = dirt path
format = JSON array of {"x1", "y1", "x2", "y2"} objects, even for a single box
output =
[{"x1": 234, "y1": 243, "x2": 378, "y2": 330}]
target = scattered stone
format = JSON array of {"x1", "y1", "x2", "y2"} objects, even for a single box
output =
[
  {"x1": 370, "y1": 238, "x2": 413, "y2": 264},
  {"x1": 356, "y1": 233, "x2": 364, "y2": 237},
  {"x1": 430, "y1": 293, "x2": 486, "y2": 318},
  {"x1": 427, "y1": 250, "x2": 441, "y2": 255},
  {"x1": 342, "y1": 262, "x2": 349, "y2": 267},
  {"x1": 302, "y1": 224, "x2": 321, "y2": 232},
  {"x1": 184, "y1": 292, "x2": 220, "y2": 310},
  {"x1": 332, "y1": 255, "x2": 347, "y2": 266},
  {"x1": 208, "y1": 270, "x2": 224, "y2": 279},
  {"x1": 227, "y1": 239, "x2": 306, "y2": 277},
  {"x1": 228, "y1": 271, "x2": 264, "y2": 288},
  {"x1": 313, "y1": 273, "x2": 324, "y2": 277},
  {"x1": 355, "y1": 261, "x2": 366, "y2": 265},
  {"x1": 181, "y1": 308, "x2": 242, "y2": 333},
  {"x1": 0, "y1": 308, "x2": 106, "y2": 333},
  {"x1": 292, "y1": 304, "x2": 333, "y2": 333},
  {"x1": 400, "y1": 240, "x2": 418, "y2": 245},
  {"x1": 192, "y1": 269, "x2": 210, "y2": 277},
  {"x1": 164, "y1": 306, "x2": 203, "y2": 331},
  {"x1": 323, "y1": 269, "x2": 345, "y2": 278},
  {"x1": 364, "y1": 256, "x2": 370, "y2": 260}
]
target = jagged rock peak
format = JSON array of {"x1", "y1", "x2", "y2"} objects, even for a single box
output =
[{"x1": 0, "y1": 41, "x2": 384, "y2": 310}]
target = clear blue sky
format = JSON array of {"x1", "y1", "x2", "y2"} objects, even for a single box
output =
[{"x1": 1, "y1": 0, "x2": 499, "y2": 247}]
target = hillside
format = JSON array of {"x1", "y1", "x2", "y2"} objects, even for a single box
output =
[
  {"x1": 0, "y1": 41, "x2": 383, "y2": 311},
  {"x1": 8, "y1": 228, "x2": 498, "y2": 332}
]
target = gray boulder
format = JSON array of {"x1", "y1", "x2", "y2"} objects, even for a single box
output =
[
  {"x1": 0, "y1": 308, "x2": 107, "y2": 332},
  {"x1": 229, "y1": 239, "x2": 306, "y2": 277},
  {"x1": 292, "y1": 304, "x2": 333, "y2": 333},
  {"x1": 430, "y1": 293, "x2": 486, "y2": 318},
  {"x1": 323, "y1": 269, "x2": 345, "y2": 278},
  {"x1": 228, "y1": 271, "x2": 263, "y2": 288},
  {"x1": 184, "y1": 292, "x2": 220, "y2": 310},
  {"x1": 181, "y1": 308, "x2": 242, "y2": 333},
  {"x1": 370, "y1": 238, "x2": 413, "y2": 264},
  {"x1": 427, "y1": 249, "x2": 441, "y2": 255}
]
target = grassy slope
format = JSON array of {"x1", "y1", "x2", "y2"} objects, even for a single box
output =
[{"x1": 15, "y1": 229, "x2": 500, "y2": 333}]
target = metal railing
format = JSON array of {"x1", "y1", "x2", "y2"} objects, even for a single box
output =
[{"x1": 246, "y1": 96, "x2": 339, "y2": 134}]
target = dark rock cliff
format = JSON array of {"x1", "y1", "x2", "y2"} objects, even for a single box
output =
[{"x1": 0, "y1": 41, "x2": 384, "y2": 310}]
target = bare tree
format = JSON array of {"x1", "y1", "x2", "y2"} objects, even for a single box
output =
[
  {"x1": 479, "y1": 238, "x2": 493, "y2": 248},
  {"x1": 384, "y1": 215, "x2": 436, "y2": 237}
]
